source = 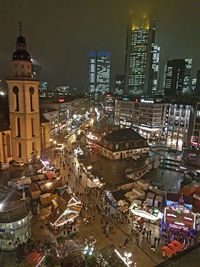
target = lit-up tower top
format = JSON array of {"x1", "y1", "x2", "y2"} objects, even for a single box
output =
[{"x1": 125, "y1": 17, "x2": 158, "y2": 96}]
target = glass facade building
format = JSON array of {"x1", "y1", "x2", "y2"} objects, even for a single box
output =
[
  {"x1": 164, "y1": 59, "x2": 192, "y2": 96},
  {"x1": 88, "y1": 51, "x2": 111, "y2": 101},
  {"x1": 125, "y1": 19, "x2": 159, "y2": 96}
]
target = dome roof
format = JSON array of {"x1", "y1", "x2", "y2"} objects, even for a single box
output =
[
  {"x1": 12, "y1": 34, "x2": 31, "y2": 61},
  {"x1": 12, "y1": 49, "x2": 31, "y2": 61}
]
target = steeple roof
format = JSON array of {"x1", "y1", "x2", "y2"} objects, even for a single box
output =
[{"x1": 12, "y1": 22, "x2": 31, "y2": 61}]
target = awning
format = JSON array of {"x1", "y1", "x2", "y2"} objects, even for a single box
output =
[
  {"x1": 45, "y1": 171, "x2": 56, "y2": 179},
  {"x1": 26, "y1": 252, "x2": 43, "y2": 265},
  {"x1": 87, "y1": 178, "x2": 104, "y2": 188},
  {"x1": 162, "y1": 246, "x2": 174, "y2": 256},
  {"x1": 130, "y1": 209, "x2": 159, "y2": 221}
]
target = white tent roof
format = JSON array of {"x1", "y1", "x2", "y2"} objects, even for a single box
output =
[{"x1": 130, "y1": 209, "x2": 159, "y2": 221}]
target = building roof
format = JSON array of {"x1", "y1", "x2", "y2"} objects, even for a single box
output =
[
  {"x1": 103, "y1": 128, "x2": 145, "y2": 143},
  {"x1": 167, "y1": 193, "x2": 193, "y2": 204},
  {"x1": 0, "y1": 188, "x2": 30, "y2": 223},
  {"x1": 12, "y1": 34, "x2": 31, "y2": 61},
  {"x1": 40, "y1": 114, "x2": 49, "y2": 124}
]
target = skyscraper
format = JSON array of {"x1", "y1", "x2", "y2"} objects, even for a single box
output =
[
  {"x1": 125, "y1": 18, "x2": 159, "y2": 96},
  {"x1": 151, "y1": 45, "x2": 160, "y2": 96},
  {"x1": 195, "y1": 70, "x2": 200, "y2": 96},
  {"x1": 88, "y1": 51, "x2": 111, "y2": 101},
  {"x1": 164, "y1": 59, "x2": 192, "y2": 96},
  {"x1": 115, "y1": 74, "x2": 125, "y2": 95}
]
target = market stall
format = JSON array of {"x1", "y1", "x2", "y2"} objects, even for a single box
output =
[{"x1": 49, "y1": 195, "x2": 82, "y2": 229}]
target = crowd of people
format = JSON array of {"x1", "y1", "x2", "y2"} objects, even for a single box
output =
[{"x1": 161, "y1": 226, "x2": 195, "y2": 248}]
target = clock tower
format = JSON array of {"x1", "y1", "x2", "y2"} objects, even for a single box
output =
[{"x1": 7, "y1": 25, "x2": 41, "y2": 163}]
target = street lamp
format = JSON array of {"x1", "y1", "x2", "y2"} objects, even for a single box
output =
[
  {"x1": 21, "y1": 176, "x2": 26, "y2": 200},
  {"x1": 115, "y1": 249, "x2": 133, "y2": 267},
  {"x1": 83, "y1": 244, "x2": 94, "y2": 256},
  {"x1": 83, "y1": 244, "x2": 95, "y2": 267},
  {"x1": 124, "y1": 252, "x2": 133, "y2": 265}
]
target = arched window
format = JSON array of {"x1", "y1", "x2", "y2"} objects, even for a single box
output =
[
  {"x1": 31, "y1": 118, "x2": 34, "y2": 137},
  {"x1": 16, "y1": 117, "x2": 21, "y2": 137},
  {"x1": 29, "y1": 87, "x2": 34, "y2": 111},
  {"x1": 18, "y1": 142, "x2": 22, "y2": 158},
  {"x1": 13, "y1": 86, "x2": 19, "y2": 111},
  {"x1": 6, "y1": 134, "x2": 11, "y2": 157}
]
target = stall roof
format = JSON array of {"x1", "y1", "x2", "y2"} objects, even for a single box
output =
[
  {"x1": 156, "y1": 242, "x2": 200, "y2": 267},
  {"x1": 45, "y1": 171, "x2": 56, "y2": 179},
  {"x1": 111, "y1": 189, "x2": 126, "y2": 202},
  {"x1": 146, "y1": 192, "x2": 155, "y2": 199},
  {"x1": 32, "y1": 174, "x2": 45, "y2": 181},
  {"x1": 167, "y1": 193, "x2": 193, "y2": 204}
]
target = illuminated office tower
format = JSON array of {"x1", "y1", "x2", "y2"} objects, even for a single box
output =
[
  {"x1": 151, "y1": 45, "x2": 160, "y2": 95},
  {"x1": 125, "y1": 18, "x2": 158, "y2": 96},
  {"x1": 164, "y1": 59, "x2": 192, "y2": 96},
  {"x1": 115, "y1": 74, "x2": 125, "y2": 95},
  {"x1": 88, "y1": 51, "x2": 111, "y2": 101}
]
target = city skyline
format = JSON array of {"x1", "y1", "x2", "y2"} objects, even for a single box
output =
[{"x1": 0, "y1": 0, "x2": 200, "y2": 91}]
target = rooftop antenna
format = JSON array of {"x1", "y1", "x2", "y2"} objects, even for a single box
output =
[{"x1": 19, "y1": 20, "x2": 22, "y2": 36}]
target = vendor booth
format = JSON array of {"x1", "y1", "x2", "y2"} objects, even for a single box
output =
[
  {"x1": 163, "y1": 200, "x2": 196, "y2": 231},
  {"x1": 49, "y1": 194, "x2": 82, "y2": 229},
  {"x1": 129, "y1": 202, "x2": 163, "y2": 226}
]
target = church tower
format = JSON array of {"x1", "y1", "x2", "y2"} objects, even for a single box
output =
[{"x1": 7, "y1": 24, "x2": 41, "y2": 163}]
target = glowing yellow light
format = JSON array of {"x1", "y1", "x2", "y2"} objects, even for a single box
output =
[{"x1": 132, "y1": 25, "x2": 137, "y2": 31}]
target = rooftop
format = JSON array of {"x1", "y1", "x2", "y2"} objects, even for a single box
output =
[
  {"x1": 102, "y1": 128, "x2": 145, "y2": 143},
  {"x1": 0, "y1": 188, "x2": 30, "y2": 223}
]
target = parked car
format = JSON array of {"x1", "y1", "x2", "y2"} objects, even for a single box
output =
[{"x1": 13, "y1": 160, "x2": 24, "y2": 166}]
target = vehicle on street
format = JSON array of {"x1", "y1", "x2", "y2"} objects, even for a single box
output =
[{"x1": 13, "y1": 160, "x2": 24, "y2": 166}]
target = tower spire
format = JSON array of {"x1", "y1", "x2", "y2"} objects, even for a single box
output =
[{"x1": 19, "y1": 21, "x2": 22, "y2": 36}]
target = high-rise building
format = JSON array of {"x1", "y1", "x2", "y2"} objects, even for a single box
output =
[
  {"x1": 151, "y1": 45, "x2": 160, "y2": 95},
  {"x1": 191, "y1": 78, "x2": 197, "y2": 93},
  {"x1": 125, "y1": 18, "x2": 159, "y2": 96},
  {"x1": 88, "y1": 51, "x2": 111, "y2": 101},
  {"x1": 7, "y1": 30, "x2": 41, "y2": 163},
  {"x1": 195, "y1": 70, "x2": 200, "y2": 96},
  {"x1": 39, "y1": 81, "x2": 48, "y2": 97},
  {"x1": 115, "y1": 74, "x2": 125, "y2": 95},
  {"x1": 114, "y1": 97, "x2": 166, "y2": 140},
  {"x1": 164, "y1": 59, "x2": 192, "y2": 96}
]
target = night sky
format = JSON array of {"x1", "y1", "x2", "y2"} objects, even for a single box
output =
[{"x1": 0, "y1": 0, "x2": 200, "y2": 91}]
